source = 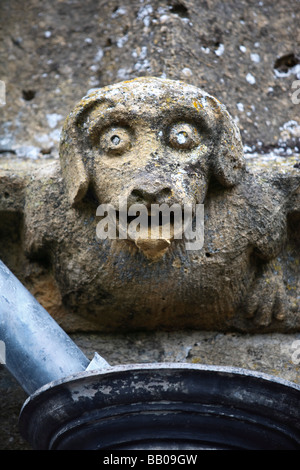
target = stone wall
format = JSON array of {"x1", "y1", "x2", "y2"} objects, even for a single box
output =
[{"x1": 1, "y1": 0, "x2": 299, "y2": 159}]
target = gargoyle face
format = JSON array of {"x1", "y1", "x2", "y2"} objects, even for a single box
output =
[{"x1": 60, "y1": 77, "x2": 245, "y2": 260}]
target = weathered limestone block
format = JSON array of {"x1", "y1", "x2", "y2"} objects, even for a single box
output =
[{"x1": 0, "y1": 77, "x2": 299, "y2": 332}]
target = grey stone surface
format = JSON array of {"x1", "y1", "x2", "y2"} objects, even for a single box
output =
[
  {"x1": 72, "y1": 331, "x2": 300, "y2": 385},
  {"x1": 0, "y1": 0, "x2": 299, "y2": 160}
]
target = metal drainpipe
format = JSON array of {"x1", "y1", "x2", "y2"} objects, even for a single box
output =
[{"x1": 0, "y1": 259, "x2": 107, "y2": 395}]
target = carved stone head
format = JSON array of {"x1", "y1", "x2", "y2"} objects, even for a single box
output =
[
  {"x1": 22, "y1": 77, "x2": 298, "y2": 331},
  {"x1": 60, "y1": 77, "x2": 245, "y2": 203},
  {"x1": 59, "y1": 77, "x2": 245, "y2": 260}
]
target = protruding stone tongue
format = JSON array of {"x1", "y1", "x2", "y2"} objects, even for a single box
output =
[
  {"x1": 133, "y1": 224, "x2": 172, "y2": 260},
  {"x1": 135, "y1": 238, "x2": 171, "y2": 261}
]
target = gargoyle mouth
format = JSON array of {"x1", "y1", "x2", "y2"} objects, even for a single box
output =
[{"x1": 116, "y1": 209, "x2": 184, "y2": 261}]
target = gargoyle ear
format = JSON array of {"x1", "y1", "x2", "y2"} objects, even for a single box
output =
[
  {"x1": 60, "y1": 93, "x2": 116, "y2": 206},
  {"x1": 59, "y1": 95, "x2": 110, "y2": 206},
  {"x1": 210, "y1": 101, "x2": 246, "y2": 187},
  {"x1": 59, "y1": 121, "x2": 89, "y2": 206}
]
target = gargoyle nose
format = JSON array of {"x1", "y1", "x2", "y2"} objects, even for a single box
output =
[{"x1": 129, "y1": 187, "x2": 173, "y2": 206}]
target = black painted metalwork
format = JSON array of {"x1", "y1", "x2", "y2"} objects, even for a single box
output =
[{"x1": 19, "y1": 364, "x2": 300, "y2": 450}]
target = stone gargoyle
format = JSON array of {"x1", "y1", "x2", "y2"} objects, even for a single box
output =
[{"x1": 0, "y1": 77, "x2": 299, "y2": 332}]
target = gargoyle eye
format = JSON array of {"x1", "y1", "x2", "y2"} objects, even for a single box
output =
[
  {"x1": 168, "y1": 123, "x2": 201, "y2": 150},
  {"x1": 100, "y1": 126, "x2": 132, "y2": 155}
]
